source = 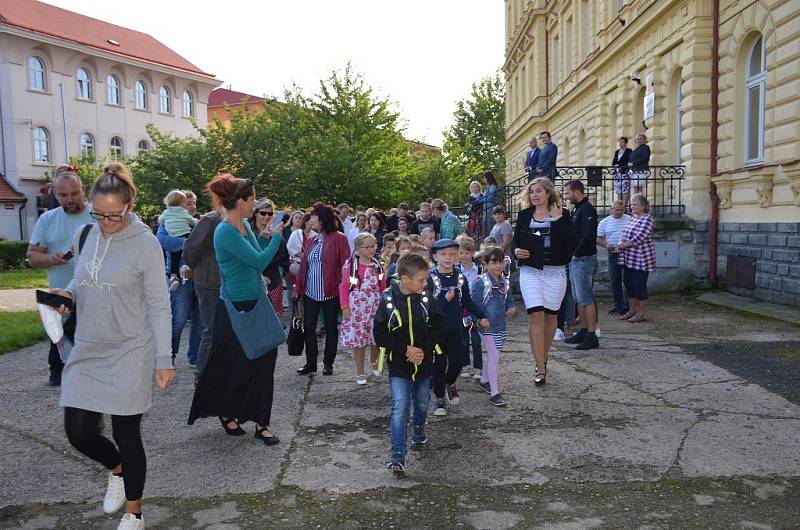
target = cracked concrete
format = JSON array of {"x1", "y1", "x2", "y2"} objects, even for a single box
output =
[{"x1": 1, "y1": 294, "x2": 799, "y2": 528}]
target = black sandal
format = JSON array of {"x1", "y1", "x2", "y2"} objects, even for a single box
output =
[
  {"x1": 219, "y1": 416, "x2": 245, "y2": 436},
  {"x1": 255, "y1": 426, "x2": 280, "y2": 446}
]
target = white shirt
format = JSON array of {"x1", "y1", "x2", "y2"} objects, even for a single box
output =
[
  {"x1": 287, "y1": 229, "x2": 317, "y2": 263},
  {"x1": 597, "y1": 214, "x2": 632, "y2": 249}
]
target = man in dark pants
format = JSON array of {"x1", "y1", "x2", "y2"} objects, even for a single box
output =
[
  {"x1": 26, "y1": 167, "x2": 93, "y2": 385},
  {"x1": 183, "y1": 208, "x2": 223, "y2": 380},
  {"x1": 562, "y1": 179, "x2": 600, "y2": 350},
  {"x1": 524, "y1": 136, "x2": 540, "y2": 182},
  {"x1": 596, "y1": 200, "x2": 631, "y2": 315},
  {"x1": 535, "y1": 131, "x2": 558, "y2": 183}
]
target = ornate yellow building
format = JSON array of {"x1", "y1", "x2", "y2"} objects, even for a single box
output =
[{"x1": 503, "y1": 0, "x2": 800, "y2": 306}]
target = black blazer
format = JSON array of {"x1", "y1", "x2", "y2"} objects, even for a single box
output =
[
  {"x1": 612, "y1": 148, "x2": 632, "y2": 168},
  {"x1": 512, "y1": 207, "x2": 576, "y2": 269},
  {"x1": 629, "y1": 144, "x2": 651, "y2": 170}
]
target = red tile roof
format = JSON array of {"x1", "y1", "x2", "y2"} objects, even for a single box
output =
[
  {"x1": 0, "y1": 175, "x2": 27, "y2": 203},
  {"x1": 208, "y1": 88, "x2": 265, "y2": 107},
  {"x1": 0, "y1": 0, "x2": 214, "y2": 77}
]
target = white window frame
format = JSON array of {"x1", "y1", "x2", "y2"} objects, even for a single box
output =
[
  {"x1": 28, "y1": 57, "x2": 46, "y2": 91},
  {"x1": 135, "y1": 80, "x2": 148, "y2": 109},
  {"x1": 675, "y1": 78, "x2": 684, "y2": 164},
  {"x1": 744, "y1": 35, "x2": 766, "y2": 165},
  {"x1": 110, "y1": 136, "x2": 124, "y2": 160},
  {"x1": 33, "y1": 127, "x2": 50, "y2": 163},
  {"x1": 159, "y1": 86, "x2": 171, "y2": 114},
  {"x1": 107, "y1": 74, "x2": 121, "y2": 105},
  {"x1": 182, "y1": 90, "x2": 194, "y2": 117},
  {"x1": 80, "y1": 133, "x2": 94, "y2": 156},
  {"x1": 76, "y1": 67, "x2": 92, "y2": 100},
  {"x1": 137, "y1": 140, "x2": 150, "y2": 154}
]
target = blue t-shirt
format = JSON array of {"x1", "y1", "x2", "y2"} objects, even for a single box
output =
[{"x1": 29, "y1": 206, "x2": 93, "y2": 288}]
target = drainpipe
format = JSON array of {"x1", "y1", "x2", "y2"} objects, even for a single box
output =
[
  {"x1": 59, "y1": 83, "x2": 69, "y2": 162},
  {"x1": 708, "y1": 0, "x2": 720, "y2": 286}
]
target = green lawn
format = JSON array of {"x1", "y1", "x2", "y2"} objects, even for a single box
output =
[
  {"x1": 0, "y1": 268, "x2": 48, "y2": 289},
  {"x1": 0, "y1": 311, "x2": 46, "y2": 354}
]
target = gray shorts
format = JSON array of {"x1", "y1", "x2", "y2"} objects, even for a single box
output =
[{"x1": 569, "y1": 255, "x2": 597, "y2": 305}]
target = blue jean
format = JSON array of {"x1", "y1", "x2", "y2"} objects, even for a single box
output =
[
  {"x1": 170, "y1": 278, "x2": 202, "y2": 363},
  {"x1": 607, "y1": 253, "x2": 628, "y2": 312},
  {"x1": 389, "y1": 376, "x2": 430, "y2": 462},
  {"x1": 462, "y1": 326, "x2": 483, "y2": 369},
  {"x1": 569, "y1": 255, "x2": 597, "y2": 305}
]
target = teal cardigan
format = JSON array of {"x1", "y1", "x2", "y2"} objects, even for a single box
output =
[{"x1": 213, "y1": 220, "x2": 282, "y2": 302}]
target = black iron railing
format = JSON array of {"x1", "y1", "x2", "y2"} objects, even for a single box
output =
[{"x1": 450, "y1": 166, "x2": 685, "y2": 241}]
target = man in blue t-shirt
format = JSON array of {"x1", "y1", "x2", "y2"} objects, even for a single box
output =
[{"x1": 27, "y1": 168, "x2": 93, "y2": 386}]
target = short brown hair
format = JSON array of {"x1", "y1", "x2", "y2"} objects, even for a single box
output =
[
  {"x1": 457, "y1": 235, "x2": 476, "y2": 252},
  {"x1": 396, "y1": 253, "x2": 429, "y2": 278}
]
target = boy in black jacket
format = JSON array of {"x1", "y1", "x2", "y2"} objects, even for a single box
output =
[
  {"x1": 374, "y1": 253, "x2": 443, "y2": 473},
  {"x1": 427, "y1": 239, "x2": 489, "y2": 417}
]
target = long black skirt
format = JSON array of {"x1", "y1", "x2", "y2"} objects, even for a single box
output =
[{"x1": 188, "y1": 298, "x2": 278, "y2": 427}]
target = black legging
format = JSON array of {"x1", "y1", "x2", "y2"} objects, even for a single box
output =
[
  {"x1": 302, "y1": 295, "x2": 340, "y2": 368},
  {"x1": 64, "y1": 407, "x2": 145, "y2": 501}
]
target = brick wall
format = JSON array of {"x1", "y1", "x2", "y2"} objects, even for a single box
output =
[{"x1": 717, "y1": 223, "x2": 800, "y2": 307}]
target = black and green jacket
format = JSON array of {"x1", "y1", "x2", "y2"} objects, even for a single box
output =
[{"x1": 373, "y1": 283, "x2": 443, "y2": 381}]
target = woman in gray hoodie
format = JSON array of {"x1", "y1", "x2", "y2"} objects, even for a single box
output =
[{"x1": 51, "y1": 162, "x2": 174, "y2": 530}]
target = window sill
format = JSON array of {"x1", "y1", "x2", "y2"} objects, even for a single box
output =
[
  {"x1": 106, "y1": 103, "x2": 124, "y2": 109},
  {"x1": 31, "y1": 162, "x2": 52, "y2": 167},
  {"x1": 26, "y1": 88, "x2": 51, "y2": 96},
  {"x1": 75, "y1": 97, "x2": 95, "y2": 104},
  {"x1": 133, "y1": 107, "x2": 150, "y2": 113},
  {"x1": 158, "y1": 112, "x2": 174, "y2": 117}
]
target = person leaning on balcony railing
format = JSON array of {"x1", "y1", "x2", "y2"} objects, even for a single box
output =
[
  {"x1": 617, "y1": 193, "x2": 656, "y2": 323},
  {"x1": 627, "y1": 133, "x2": 651, "y2": 196},
  {"x1": 612, "y1": 136, "x2": 633, "y2": 210}
]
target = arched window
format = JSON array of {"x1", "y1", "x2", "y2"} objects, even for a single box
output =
[
  {"x1": 107, "y1": 75, "x2": 120, "y2": 105},
  {"x1": 33, "y1": 127, "x2": 50, "y2": 163},
  {"x1": 76, "y1": 67, "x2": 92, "y2": 99},
  {"x1": 137, "y1": 140, "x2": 150, "y2": 154},
  {"x1": 182, "y1": 90, "x2": 194, "y2": 117},
  {"x1": 28, "y1": 57, "x2": 46, "y2": 91},
  {"x1": 80, "y1": 133, "x2": 94, "y2": 156},
  {"x1": 744, "y1": 34, "x2": 766, "y2": 164},
  {"x1": 159, "y1": 86, "x2": 171, "y2": 113},
  {"x1": 135, "y1": 80, "x2": 147, "y2": 109},
  {"x1": 110, "y1": 136, "x2": 124, "y2": 160}
]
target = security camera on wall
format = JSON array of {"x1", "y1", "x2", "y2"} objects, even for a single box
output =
[{"x1": 629, "y1": 72, "x2": 642, "y2": 84}]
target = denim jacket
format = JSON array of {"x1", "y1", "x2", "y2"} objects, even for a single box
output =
[{"x1": 469, "y1": 273, "x2": 515, "y2": 335}]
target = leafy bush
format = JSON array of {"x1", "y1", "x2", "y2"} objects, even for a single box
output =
[{"x1": 0, "y1": 240, "x2": 29, "y2": 270}]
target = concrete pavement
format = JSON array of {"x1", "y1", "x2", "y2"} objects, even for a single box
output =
[{"x1": 1, "y1": 295, "x2": 799, "y2": 529}]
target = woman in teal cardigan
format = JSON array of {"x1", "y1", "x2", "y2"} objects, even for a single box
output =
[{"x1": 189, "y1": 174, "x2": 285, "y2": 446}]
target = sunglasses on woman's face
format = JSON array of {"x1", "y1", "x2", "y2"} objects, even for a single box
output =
[{"x1": 257, "y1": 211, "x2": 274, "y2": 217}]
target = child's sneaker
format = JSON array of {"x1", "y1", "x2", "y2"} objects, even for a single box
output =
[
  {"x1": 168, "y1": 277, "x2": 180, "y2": 293},
  {"x1": 446, "y1": 383, "x2": 460, "y2": 405},
  {"x1": 372, "y1": 369, "x2": 382, "y2": 377},
  {"x1": 355, "y1": 375, "x2": 367, "y2": 385},
  {"x1": 476, "y1": 380, "x2": 491, "y2": 394},
  {"x1": 553, "y1": 328, "x2": 565, "y2": 341},
  {"x1": 433, "y1": 399, "x2": 447, "y2": 416},
  {"x1": 595, "y1": 327, "x2": 602, "y2": 338},
  {"x1": 411, "y1": 425, "x2": 427, "y2": 446},
  {"x1": 460, "y1": 366, "x2": 471, "y2": 378},
  {"x1": 386, "y1": 460, "x2": 405, "y2": 473},
  {"x1": 489, "y1": 394, "x2": 508, "y2": 407},
  {"x1": 471, "y1": 368, "x2": 482, "y2": 380}
]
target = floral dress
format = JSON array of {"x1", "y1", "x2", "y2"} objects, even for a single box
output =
[{"x1": 339, "y1": 262, "x2": 384, "y2": 348}]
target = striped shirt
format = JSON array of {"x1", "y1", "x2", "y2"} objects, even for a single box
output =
[
  {"x1": 597, "y1": 214, "x2": 631, "y2": 248},
  {"x1": 618, "y1": 214, "x2": 656, "y2": 272},
  {"x1": 304, "y1": 236, "x2": 332, "y2": 301}
]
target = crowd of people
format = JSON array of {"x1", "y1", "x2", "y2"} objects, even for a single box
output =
[{"x1": 27, "y1": 159, "x2": 656, "y2": 528}]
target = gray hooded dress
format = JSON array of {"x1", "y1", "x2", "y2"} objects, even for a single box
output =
[{"x1": 60, "y1": 216, "x2": 173, "y2": 416}]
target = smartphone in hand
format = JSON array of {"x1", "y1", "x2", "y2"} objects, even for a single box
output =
[
  {"x1": 36, "y1": 289, "x2": 74, "y2": 311},
  {"x1": 271, "y1": 211, "x2": 285, "y2": 229},
  {"x1": 62, "y1": 250, "x2": 74, "y2": 262}
]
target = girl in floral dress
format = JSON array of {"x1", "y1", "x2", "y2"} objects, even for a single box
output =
[{"x1": 339, "y1": 233, "x2": 387, "y2": 384}]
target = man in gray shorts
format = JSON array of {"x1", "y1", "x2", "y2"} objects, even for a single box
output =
[{"x1": 562, "y1": 180, "x2": 599, "y2": 350}]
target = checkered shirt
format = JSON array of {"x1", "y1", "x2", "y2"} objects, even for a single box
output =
[{"x1": 617, "y1": 214, "x2": 656, "y2": 271}]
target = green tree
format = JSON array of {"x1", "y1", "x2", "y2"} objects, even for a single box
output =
[{"x1": 442, "y1": 72, "x2": 506, "y2": 195}]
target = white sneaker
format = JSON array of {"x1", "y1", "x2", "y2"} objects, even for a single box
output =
[
  {"x1": 117, "y1": 513, "x2": 145, "y2": 530},
  {"x1": 372, "y1": 369, "x2": 382, "y2": 377},
  {"x1": 356, "y1": 375, "x2": 367, "y2": 385},
  {"x1": 433, "y1": 399, "x2": 447, "y2": 416},
  {"x1": 472, "y1": 368, "x2": 482, "y2": 380},
  {"x1": 554, "y1": 328, "x2": 565, "y2": 341},
  {"x1": 103, "y1": 472, "x2": 126, "y2": 514},
  {"x1": 595, "y1": 327, "x2": 602, "y2": 338},
  {"x1": 460, "y1": 366, "x2": 471, "y2": 378},
  {"x1": 168, "y1": 278, "x2": 180, "y2": 293}
]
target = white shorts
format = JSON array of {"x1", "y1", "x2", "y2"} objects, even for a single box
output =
[{"x1": 519, "y1": 265, "x2": 567, "y2": 314}]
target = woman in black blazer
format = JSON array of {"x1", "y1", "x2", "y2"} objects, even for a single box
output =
[
  {"x1": 628, "y1": 133, "x2": 651, "y2": 195},
  {"x1": 611, "y1": 136, "x2": 633, "y2": 209}
]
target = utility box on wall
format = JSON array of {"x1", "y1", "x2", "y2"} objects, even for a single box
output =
[{"x1": 654, "y1": 241, "x2": 680, "y2": 268}]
